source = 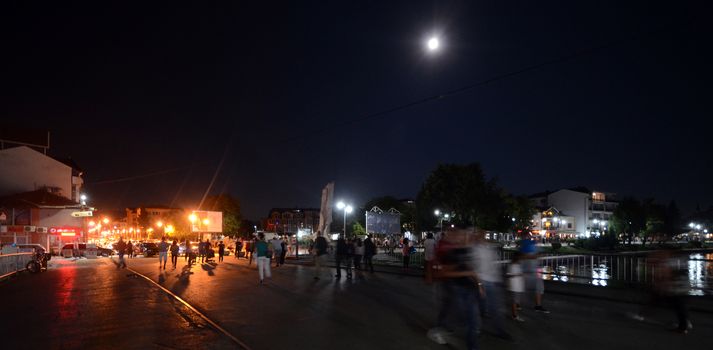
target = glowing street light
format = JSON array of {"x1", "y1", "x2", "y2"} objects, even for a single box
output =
[
  {"x1": 102, "y1": 217, "x2": 110, "y2": 224},
  {"x1": 189, "y1": 213, "x2": 198, "y2": 223},
  {"x1": 202, "y1": 218, "x2": 210, "y2": 226},
  {"x1": 336, "y1": 201, "x2": 353, "y2": 237},
  {"x1": 434, "y1": 209, "x2": 450, "y2": 235},
  {"x1": 156, "y1": 221, "x2": 163, "y2": 228}
]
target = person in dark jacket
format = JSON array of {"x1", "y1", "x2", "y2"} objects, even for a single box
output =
[
  {"x1": 280, "y1": 238, "x2": 288, "y2": 265},
  {"x1": 170, "y1": 240, "x2": 180, "y2": 269},
  {"x1": 312, "y1": 231, "x2": 328, "y2": 280},
  {"x1": 364, "y1": 235, "x2": 376, "y2": 273},
  {"x1": 335, "y1": 235, "x2": 349, "y2": 279},
  {"x1": 218, "y1": 241, "x2": 225, "y2": 262}
]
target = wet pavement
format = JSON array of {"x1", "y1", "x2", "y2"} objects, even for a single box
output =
[{"x1": 1, "y1": 255, "x2": 711, "y2": 349}]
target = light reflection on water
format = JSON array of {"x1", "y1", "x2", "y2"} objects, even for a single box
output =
[{"x1": 539, "y1": 253, "x2": 712, "y2": 295}]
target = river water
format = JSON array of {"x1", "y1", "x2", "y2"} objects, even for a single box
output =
[{"x1": 537, "y1": 252, "x2": 713, "y2": 296}]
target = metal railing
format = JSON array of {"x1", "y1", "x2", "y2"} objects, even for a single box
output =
[{"x1": 0, "y1": 252, "x2": 34, "y2": 280}]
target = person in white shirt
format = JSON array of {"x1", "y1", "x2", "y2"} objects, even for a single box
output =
[
  {"x1": 507, "y1": 252, "x2": 525, "y2": 321},
  {"x1": 472, "y1": 229, "x2": 510, "y2": 339},
  {"x1": 271, "y1": 236, "x2": 283, "y2": 267}
]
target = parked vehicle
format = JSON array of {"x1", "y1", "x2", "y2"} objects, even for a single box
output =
[
  {"x1": 140, "y1": 242, "x2": 159, "y2": 257},
  {"x1": 26, "y1": 250, "x2": 49, "y2": 273}
]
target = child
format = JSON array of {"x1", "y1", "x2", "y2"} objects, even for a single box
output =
[{"x1": 507, "y1": 252, "x2": 525, "y2": 322}]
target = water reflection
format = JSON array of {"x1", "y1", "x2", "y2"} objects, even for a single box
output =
[{"x1": 537, "y1": 252, "x2": 712, "y2": 295}]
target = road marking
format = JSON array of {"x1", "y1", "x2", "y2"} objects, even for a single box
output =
[{"x1": 127, "y1": 267, "x2": 252, "y2": 350}]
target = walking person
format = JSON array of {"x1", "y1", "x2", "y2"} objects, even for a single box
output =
[
  {"x1": 363, "y1": 234, "x2": 376, "y2": 273},
  {"x1": 184, "y1": 239, "x2": 191, "y2": 261},
  {"x1": 255, "y1": 232, "x2": 272, "y2": 284},
  {"x1": 126, "y1": 240, "x2": 134, "y2": 258},
  {"x1": 170, "y1": 240, "x2": 180, "y2": 269},
  {"x1": 247, "y1": 238, "x2": 254, "y2": 265},
  {"x1": 312, "y1": 231, "x2": 328, "y2": 280},
  {"x1": 218, "y1": 241, "x2": 225, "y2": 262},
  {"x1": 271, "y1": 236, "x2": 283, "y2": 267},
  {"x1": 236, "y1": 238, "x2": 244, "y2": 259},
  {"x1": 115, "y1": 237, "x2": 127, "y2": 269},
  {"x1": 427, "y1": 228, "x2": 479, "y2": 349},
  {"x1": 335, "y1": 235, "x2": 349, "y2": 279},
  {"x1": 353, "y1": 238, "x2": 364, "y2": 270},
  {"x1": 424, "y1": 232, "x2": 437, "y2": 283},
  {"x1": 198, "y1": 239, "x2": 205, "y2": 264},
  {"x1": 520, "y1": 237, "x2": 549, "y2": 313},
  {"x1": 280, "y1": 237, "x2": 288, "y2": 266},
  {"x1": 346, "y1": 238, "x2": 355, "y2": 279},
  {"x1": 158, "y1": 236, "x2": 169, "y2": 270},
  {"x1": 402, "y1": 237, "x2": 411, "y2": 269},
  {"x1": 507, "y1": 252, "x2": 525, "y2": 322},
  {"x1": 472, "y1": 229, "x2": 510, "y2": 339}
]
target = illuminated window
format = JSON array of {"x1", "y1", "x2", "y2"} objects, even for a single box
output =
[{"x1": 592, "y1": 192, "x2": 606, "y2": 202}]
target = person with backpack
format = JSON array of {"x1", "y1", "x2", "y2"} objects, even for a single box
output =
[{"x1": 363, "y1": 235, "x2": 376, "y2": 273}]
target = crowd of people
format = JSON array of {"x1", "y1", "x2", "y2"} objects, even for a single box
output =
[{"x1": 109, "y1": 227, "x2": 693, "y2": 347}]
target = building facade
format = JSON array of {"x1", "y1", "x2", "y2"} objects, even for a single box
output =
[
  {"x1": 264, "y1": 208, "x2": 320, "y2": 235},
  {"x1": 0, "y1": 190, "x2": 86, "y2": 254},
  {"x1": 531, "y1": 188, "x2": 618, "y2": 237},
  {"x1": 0, "y1": 146, "x2": 84, "y2": 203}
]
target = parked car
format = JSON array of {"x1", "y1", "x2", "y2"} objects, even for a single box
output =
[
  {"x1": 97, "y1": 246, "x2": 114, "y2": 257},
  {"x1": 140, "y1": 242, "x2": 159, "y2": 257},
  {"x1": 61, "y1": 243, "x2": 86, "y2": 258}
]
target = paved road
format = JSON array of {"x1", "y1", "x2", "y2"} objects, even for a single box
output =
[{"x1": 1, "y1": 255, "x2": 711, "y2": 349}]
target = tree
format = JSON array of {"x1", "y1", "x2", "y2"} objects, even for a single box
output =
[
  {"x1": 352, "y1": 222, "x2": 367, "y2": 237},
  {"x1": 610, "y1": 197, "x2": 645, "y2": 245},
  {"x1": 416, "y1": 163, "x2": 509, "y2": 231},
  {"x1": 200, "y1": 194, "x2": 242, "y2": 235},
  {"x1": 508, "y1": 195, "x2": 536, "y2": 235},
  {"x1": 663, "y1": 200, "x2": 682, "y2": 241}
]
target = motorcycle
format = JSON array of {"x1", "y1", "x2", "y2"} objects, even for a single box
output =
[{"x1": 26, "y1": 250, "x2": 50, "y2": 273}]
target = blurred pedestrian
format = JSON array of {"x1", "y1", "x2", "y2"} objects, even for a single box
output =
[
  {"x1": 402, "y1": 237, "x2": 411, "y2": 269},
  {"x1": 472, "y1": 229, "x2": 510, "y2": 339},
  {"x1": 364, "y1": 234, "x2": 376, "y2": 273},
  {"x1": 247, "y1": 238, "x2": 255, "y2": 265},
  {"x1": 198, "y1": 239, "x2": 206, "y2": 263},
  {"x1": 353, "y1": 238, "x2": 364, "y2": 270},
  {"x1": 218, "y1": 241, "x2": 225, "y2": 262},
  {"x1": 126, "y1": 240, "x2": 134, "y2": 258},
  {"x1": 116, "y1": 237, "x2": 127, "y2": 269},
  {"x1": 520, "y1": 237, "x2": 549, "y2": 313},
  {"x1": 424, "y1": 232, "x2": 436, "y2": 283},
  {"x1": 312, "y1": 231, "x2": 328, "y2": 280},
  {"x1": 631, "y1": 250, "x2": 692, "y2": 333},
  {"x1": 271, "y1": 236, "x2": 283, "y2": 267},
  {"x1": 280, "y1": 237, "x2": 287, "y2": 266},
  {"x1": 427, "y1": 228, "x2": 479, "y2": 349},
  {"x1": 184, "y1": 239, "x2": 191, "y2": 261},
  {"x1": 158, "y1": 236, "x2": 169, "y2": 270},
  {"x1": 507, "y1": 252, "x2": 525, "y2": 322},
  {"x1": 346, "y1": 238, "x2": 355, "y2": 279},
  {"x1": 236, "y1": 238, "x2": 244, "y2": 259},
  {"x1": 255, "y1": 232, "x2": 271, "y2": 284},
  {"x1": 170, "y1": 240, "x2": 180, "y2": 269},
  {"x1": 335, "y1": 235, "x2": 349, "y2": 279}
]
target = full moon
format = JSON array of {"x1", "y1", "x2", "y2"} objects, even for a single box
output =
[{"x1": 427, "y1": 37, "x2": 440, "y2": 51}]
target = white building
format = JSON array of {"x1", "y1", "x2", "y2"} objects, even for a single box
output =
[
  {"x1": 0, "y1": 146, "x2": 84, "y2": 203},
  {"x1": 530, "y1": 187, "x2": 618, "y2": 237}
]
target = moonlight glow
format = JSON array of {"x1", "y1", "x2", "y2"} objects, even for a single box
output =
[{"x1": 427, "y1": 37, "x2": 440, "y2": 51}]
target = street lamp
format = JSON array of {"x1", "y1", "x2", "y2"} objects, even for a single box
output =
[
  {"x1": 434, "y1": 210, "x2": 450, "y2": 235},
  {"x1": 336, "y1": 201, "x2": 353, "y2": 237}
]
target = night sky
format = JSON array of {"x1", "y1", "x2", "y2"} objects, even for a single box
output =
[{"x1": 3, "y1": 1, "x2": 711, "y2": 220}]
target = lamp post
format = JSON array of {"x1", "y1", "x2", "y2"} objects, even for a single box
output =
[
  {"x1": 434, "y1": 210, "x2": 450, "y2": 236},
  {"x1": 336, "y1": 201, "x2": 353, "y2": 238}
]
